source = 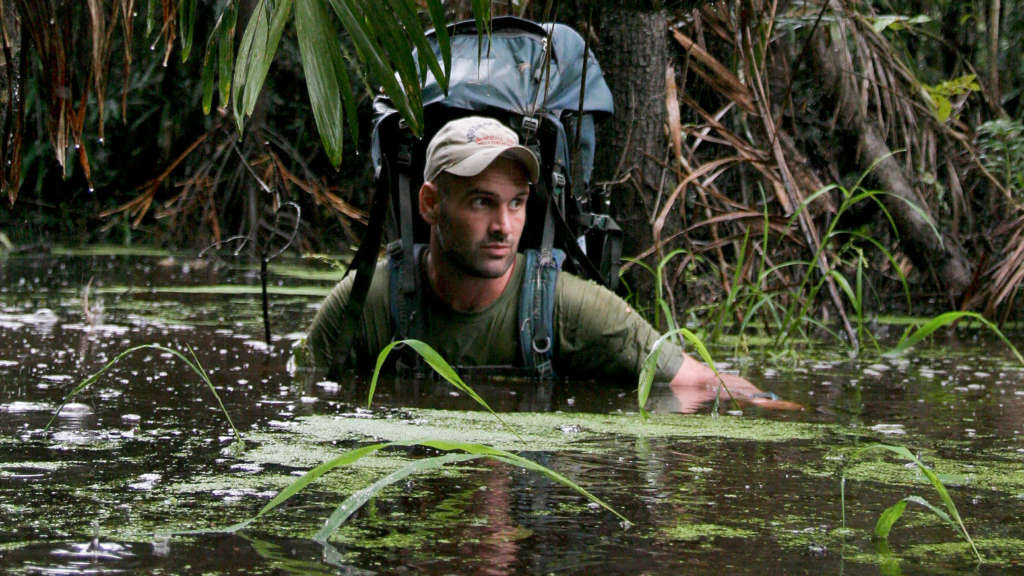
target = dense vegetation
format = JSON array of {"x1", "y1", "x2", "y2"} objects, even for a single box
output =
[{"x1": 2, "y1": 0, "x2": 1022, "y2": 338}]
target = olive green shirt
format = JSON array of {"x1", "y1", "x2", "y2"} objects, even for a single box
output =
[{"x1": 306, "y1": 253, "x2": 683, "y2": 382}]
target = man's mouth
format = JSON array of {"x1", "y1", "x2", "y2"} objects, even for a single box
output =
[{"x1": 481, "y1": 243, "x2": 512, "y2": 255}]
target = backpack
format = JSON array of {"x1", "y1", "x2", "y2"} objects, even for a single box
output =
[{"x1": 337, "y1": 16, "x2": 619, "y2": 377}]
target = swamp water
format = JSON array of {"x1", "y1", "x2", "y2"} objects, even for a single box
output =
[{"x1": 1, "y1": 247, "x2": 1022, "y2": 575}]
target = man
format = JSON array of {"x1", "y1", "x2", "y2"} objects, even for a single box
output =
[{"x1": 306, "y1": 116, "x2": 799, "y2": 412}]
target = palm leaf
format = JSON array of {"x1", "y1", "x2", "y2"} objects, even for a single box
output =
[
  {"x1": 295, "y1": 0, "x2": 346, "y2": 166},
  {"x1": 328, "y1": 0, "x2": 421, "y2": 135},
  {"x1": 232, "y1": 0, "x2": 293, "y2": 132}
]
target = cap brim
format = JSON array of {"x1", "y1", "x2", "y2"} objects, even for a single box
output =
[{"x1": 445, "y1": 145, "x2": 540, "y2": 184}]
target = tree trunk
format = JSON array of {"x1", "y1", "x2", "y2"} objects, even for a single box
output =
[
  {"x1": 593, "y1": 4, "x2": 672, "y2": 301},
  {"x1": 811, "y1": 33, "x2": 972, "y2": 299}
]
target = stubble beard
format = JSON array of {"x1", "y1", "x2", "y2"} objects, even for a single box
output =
[{"x1": 436, "y1": 210, "x2": 516, "y2": 279}]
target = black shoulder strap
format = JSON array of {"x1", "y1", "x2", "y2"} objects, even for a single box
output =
[{"x1": 329, "y1": 162, "x2": 392, "y2": 374}]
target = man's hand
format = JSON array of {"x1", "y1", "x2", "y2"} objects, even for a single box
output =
[{"x1": 669, "y1": 354, "x2": 803, "y2": 413}]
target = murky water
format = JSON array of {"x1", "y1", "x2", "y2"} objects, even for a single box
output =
[{"x1": 1, "y1": 248, "x2": 1022, "y2": 575}]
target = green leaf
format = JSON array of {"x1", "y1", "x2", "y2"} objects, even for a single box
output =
[
  {"x1": 386, "y1": 0, "x2": 448, "y2": 91},
  {"x1": 146, "y1": 0, "x2": 160, "y2": 37},
  {"x1": 256, "y1": 442, "x2": 390, "y2": 520},
  {"x1": 851, "y1": 443, "x2": 983, "y2": 562},
  {"x1": 178, "y1": 0, "x2": 197, "y2": 63},
  {"x1": 45, "y1": 344, "x2": 243, "y2": 446},
  {"x1": 201, "y1": 37, "x2": 217, "y2": 114},
  {"x1": 295, "y1": 0, "x2": 346, "y2": 166},
  {"x1": 425, "y1": 0, "x2": 450, "y2": 92},
  {"x1": 370, "y1": 4, "x2": 422, "y2": 124},
  {"x1": 329, "y1": 0, "x2": 422, "y2": 135},
  {"x1": 418, "y1": 440, "x2": 630, "y2": 524},
  {"x1": 874, "y1": 499, "x2": 907, "y2": 540},
  {"x1": 313, "y1": 452, "x2": 484, "y2": 542},
  {"x1": 218, "y1": 4, "x2": 237, "y2": 109},
  {"x1": 903, "y1": 495, "x2": 954, "y2": 529},
  {"x1": 637, "y1": 327, "x2": 736, "y2": 416},
  {"x1": 235, "y1": 440, "x2": 628, "y2": 539},
  {"x1": 232, "y1": 0, "x2": 293, "y2": 132}
]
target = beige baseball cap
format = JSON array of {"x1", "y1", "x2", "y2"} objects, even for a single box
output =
[{"x1": 423, "y1": 116, "x2": 540, "y2": 184}]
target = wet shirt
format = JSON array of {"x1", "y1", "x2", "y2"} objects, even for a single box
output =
[{"x1": 305, "y1": 254, "x2": 683, "y2": 383}]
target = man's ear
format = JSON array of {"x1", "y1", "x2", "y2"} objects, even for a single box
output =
[{"x1": 419, "y1": 181, "x2": 440, "y2": 225}]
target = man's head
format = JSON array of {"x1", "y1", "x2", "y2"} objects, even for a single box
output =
[{"x1": 419, "y1": 117, "x2": 540, "y2": 280}]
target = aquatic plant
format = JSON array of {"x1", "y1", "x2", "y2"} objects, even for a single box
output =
[
  {"x1": 45, "y1": 343, "x2": 245, "y2": 451},
  {"x1": 841, "y1": 443, "x2": 982, "y2": 563}
]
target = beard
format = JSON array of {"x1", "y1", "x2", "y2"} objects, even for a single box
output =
[{"x1": 435, "y1": 210, "x2": 517, "y2": 279}]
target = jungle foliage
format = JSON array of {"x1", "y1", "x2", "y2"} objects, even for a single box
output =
[{"x1": 2, "y1": 0, "x2": 1023, "y2": 333}]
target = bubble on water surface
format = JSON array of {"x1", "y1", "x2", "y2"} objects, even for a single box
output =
[{"x1": 56, "y1": 403, "x2": 94, "y2": 417}]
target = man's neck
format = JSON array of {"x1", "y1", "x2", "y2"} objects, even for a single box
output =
[{"x1": 424, "y1": 244, "x2": 515, "y2": 313}]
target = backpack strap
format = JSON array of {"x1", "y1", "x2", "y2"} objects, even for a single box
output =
[
  {"x1": 388, "y1": 242, "x2": 428, "y2": 376},
  {"x1": 519, "y1": 247, "x2": 565, "y2": 379},
  {"x1": 328, "y1": 161, "x2": 393, "y2": 374}
]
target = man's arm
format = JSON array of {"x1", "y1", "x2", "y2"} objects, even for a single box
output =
[{"x1": 670, "y1": 353, "x2": 803, "y2": 412}]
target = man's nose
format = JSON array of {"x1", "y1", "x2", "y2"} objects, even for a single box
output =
[{"x1": 491, "y1": 205, "x2": 512, "y2": 234}]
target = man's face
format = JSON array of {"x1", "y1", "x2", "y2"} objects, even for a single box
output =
[{"x1": 429, "y1": 157, "x2": 531, "y2": 279}]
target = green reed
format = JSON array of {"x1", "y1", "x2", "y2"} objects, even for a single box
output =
[{"x1": 841, "y1": 443, "x2": 982, "y2": 563}]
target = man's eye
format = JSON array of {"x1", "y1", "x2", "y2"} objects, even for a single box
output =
[
  {"x1": 470, "y1": 197, "x2": 488, "y2": 208},
  {"x1": 510, "y1": 198, "x2": 525, "y2": 210}
]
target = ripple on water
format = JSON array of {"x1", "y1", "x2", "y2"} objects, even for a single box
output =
[{"x1": 0, "y1": 401, "x2": 53, "y2": 413}]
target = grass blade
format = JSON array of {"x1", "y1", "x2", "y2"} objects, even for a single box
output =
[
  {"x1": 313, "y1": 452, "x2": 483, "y2": 543},
  {"x1": 638, "y1": 327, "x2": 740, "y2": 416},
  {"x1": 885, "y1": 311, "x2": 1024, "y2": 364},
  {"x1": 45, "y1": 344, "x2": 243, "y2": 447},
  {"x1": 367, "y1": 339, "x2": 522, "y2": 441},
  {"x1": 229, "y1": 440, "x2": 628, "y2": 539},
  {"x1": 851, "y1": 443, "x2": 982, "y2": 562},
  {"x1": 874, "y1": 499, "x2": 907, "y2": 540},
  {"x1": 256, "y1": 442, "x2": 390, "y2": 521},
  {"x1": 418, "y1": 440, "x2": 630, "y2": 524}
]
